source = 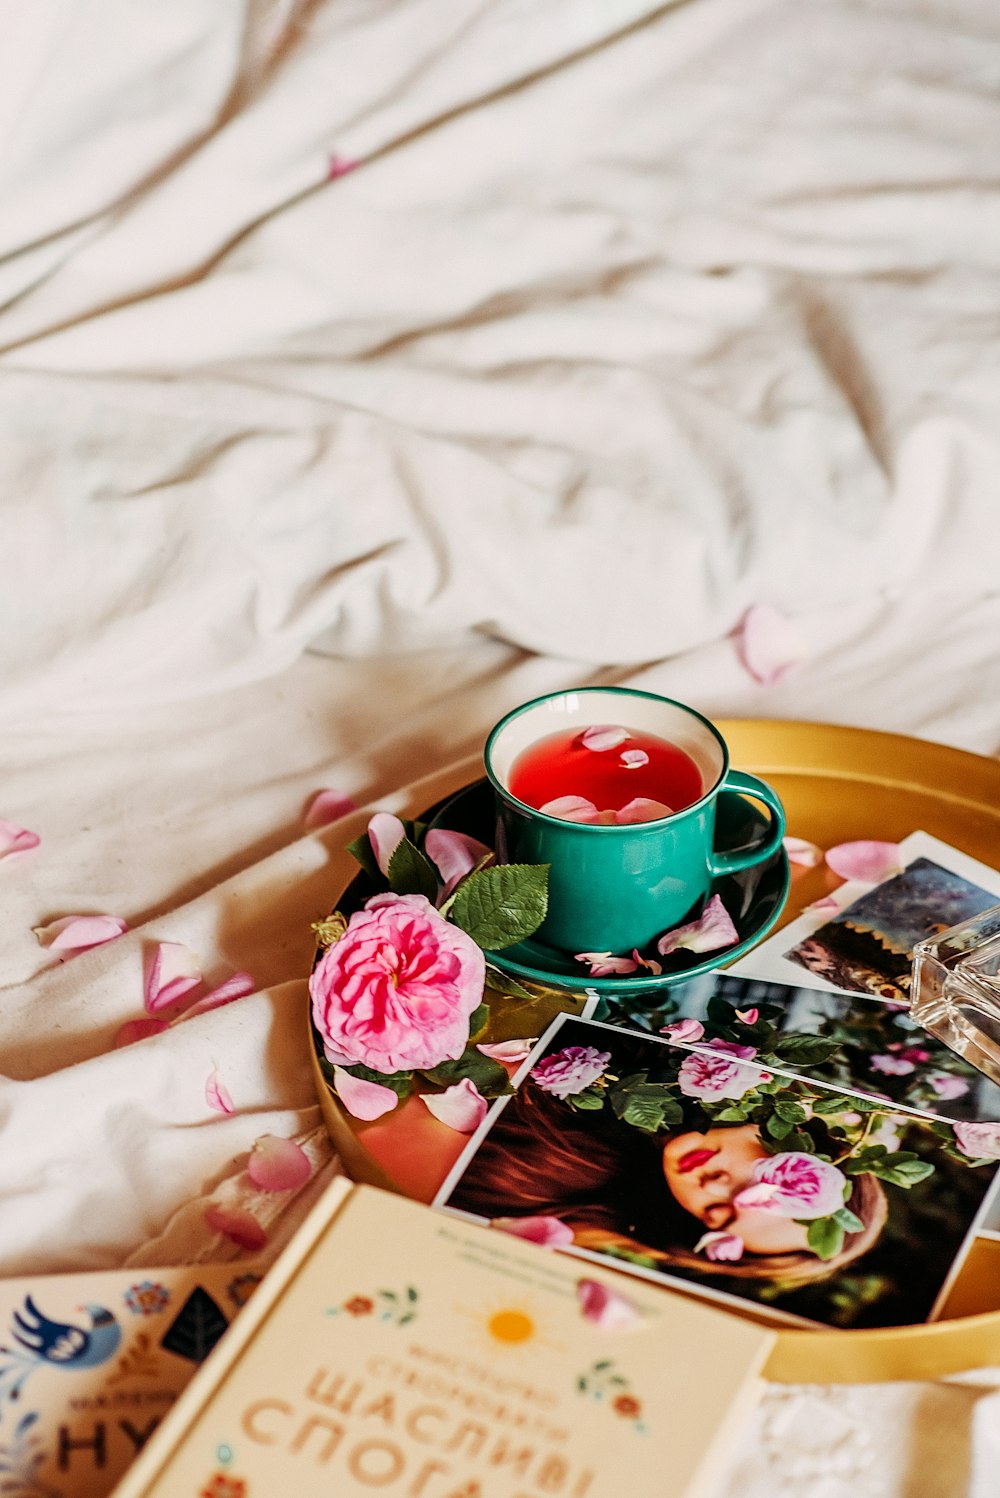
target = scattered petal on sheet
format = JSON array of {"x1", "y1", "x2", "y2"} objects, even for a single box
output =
[
  {"x1": 657, "y1": 895, "x2": 739, "y2": 956},
  {"x1": 576, "y1": 1278, "x2": 642, "y2": 1330},
  {"x1": 205, "y1": 1069, "x2": 234, "y2": 1114},
  {"x1": 615, "y1": 797, "x2": 673, "y2": 823},
  {"x1": 575, "y1": 951, "x2": 639, "y2": 976},
  {"x1": 0, "y1": 820, "x2": 40, "y2": 860},
  {"x1": 145, "y1": 942, "x2": 202, "y2": 1013},
  {"x1": 660, "y1": 1018, "x2": 705, "y2": 1043},
  {"x1": 35, "y1": 914, "x2": 127, "y2": 958},
  {"x1": 368, "y1": 812, "x2": 406, "y2": 875},
  {"x1": 620, "y1": 749, "x2": 649, "y2": 769},
  {"x1": 421, "y1": 1078, "x2": 488, "y2": 1133},
  {"x1": 477, "y1": 1038, "x2": 537, "y2": 1064},
  {"x1": 247, "y1": 1136, "x2": 312, "y2": 1192},
  {"x1": 424, "y1": 828, "x2": 493, "y2": 891},
  {"x1": 333, "y1": 1066, "x2": 399, "y2": 1120},
  {"x1": 825, "y1": 840, "x2": 903, "y2": 883},
  {"x1": 304, "y1": 789, "x2": 358, "y2": 829},
  {"x1": 735, "y1": 603, "x2": 807, "y2": 685},
  {"x1": 581, "y1": 725, "x2": 629, "y2": 752},
  {"x1": 735, "y1": 1007, "x2": 760, "y2": 1025},
  {"x1": 205, "y1": 1204, "x2": 268, "y2": 1251},
  {"x1": 783, "y1": 836, "x2": 823, "y2": 868},
  {"x1": 327, "y1": 153, "x2": 360, "y2": 179},
  {"x1": 493, "y1": 1215, "x2": 574, "y2": 1248},
  {"x1": 807, "y1": 894, "x2": 841, "y2": 914},
  {"x1": 540, "y1": 795, "x2": 601, "y2": 823},
  {"x1": 631, "y1": 949, "x2": 663, "y2": 975},
  {"x1": 114, "y1": 1017, "x2": 169, "y2": 1048},
  {"x1": 180, "y1": 971, "x2": 256, "y2": 1020}
]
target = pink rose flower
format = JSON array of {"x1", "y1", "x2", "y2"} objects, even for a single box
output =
[
  {"x1": 707, "y1": 1038, "x2": 757, "y2": 1061},
  {"x1": 531, "y1": 1045, "x2": 611, "y2": 1098},
  {"x1": 926, "y1": 1072, "x2": 969, "y2": 1101},
  {"x1": 694, "y1": 1231, "x2": 744, "y2": 1262},
  {"x1": 734, "y1": 1151, "x2": 847, "y2": 1220},
  {"x1": 953, "y1": 1121, "x2": 1000, "y2": 1161},
  {"x1": 870, "y1": 1054, "x2": 916, "y2": 1076},
  {"x1": 677, "y1": 1051, "x2": 759, "y2": 1102},
  {"x1": 309, "y1": 892, "x2": 484, "y2": 1073}
]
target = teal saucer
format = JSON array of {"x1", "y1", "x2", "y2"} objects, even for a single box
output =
[{"x1": 426, "y1": 778, "x2": 791, "y2": 999}]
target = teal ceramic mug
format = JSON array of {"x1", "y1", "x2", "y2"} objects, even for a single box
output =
[{"x1": 484, "y1": 687, "x2": 785, "y2": 956}]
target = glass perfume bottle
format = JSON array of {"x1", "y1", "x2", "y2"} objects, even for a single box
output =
[{"x1": 911, "y1": 904, "x2": 1000, "y2": 1085}]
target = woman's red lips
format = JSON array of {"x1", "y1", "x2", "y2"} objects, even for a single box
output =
[{"x1": 676, "y1": 1147, "x2": 719, "y2": 1174}]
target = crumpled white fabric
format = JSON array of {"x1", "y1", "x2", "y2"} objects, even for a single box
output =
[{"x1": 3, "y1": 0, "x2": 1000, "y2": 719}]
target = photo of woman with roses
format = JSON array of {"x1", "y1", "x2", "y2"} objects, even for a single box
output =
[{"x1": 442, "y1": 1016, "x2": 1000, "y2": 1329}]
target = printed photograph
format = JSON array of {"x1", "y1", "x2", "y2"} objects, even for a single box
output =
[
  {"x1": 438, "y1": 1016, "x2": 999, "y2": 1330},
  {"x1": 596, "y1": 972, "x2": 1000, "y2": 1124},
  {"x1": 731, "y1": 831, "x2": 1000, "y2": 1000}
]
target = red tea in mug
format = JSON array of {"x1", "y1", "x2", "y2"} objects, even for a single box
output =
[{"x1": 508, "y1": 724, "x2": 704, "y2": 824}]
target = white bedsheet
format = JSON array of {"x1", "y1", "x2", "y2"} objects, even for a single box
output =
[{"x1": 4, "y1": 0, "x2": 1000, "y2": 1494}]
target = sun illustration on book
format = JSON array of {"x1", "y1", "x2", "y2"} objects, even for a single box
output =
[{"x1": 458, "y1": 1297, "x2": 561, "y2": 1355}]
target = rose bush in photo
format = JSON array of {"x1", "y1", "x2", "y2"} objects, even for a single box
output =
[
  {"x1": 310, "y1": 892, "x2": 484, "y2": 1073},
  {"x1": 734, "y1": 1151, "x2": 848, "y2": 1220},
  {"x1": 531, "y1": 1045, "x2": 611, "y2": 1098}
]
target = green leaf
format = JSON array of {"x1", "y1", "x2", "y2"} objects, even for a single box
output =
[
  {"x1": 806, "y1": 1216, "x2": 845, "y2": 1260},
  {"x1": 614, "y1": 1083, "x2": 683, "y2": 1134},
  {"x1": 423, "y1": 1050, "x2": 511, "y2": 1099},
  {"x1": 449, "y1": 864, "x2": 549, "y2": 950},
  {"x1": 773, "y1": 1034, "x2": 841, "y2": 1065},
  {"x1": 483, "y1": 964, "x2": 536, "y2": 1001},
  {"x1": 386, "y1": 836, "x2": 439, "y2": 900},
  {"x1": 833, "y1": 1206, "x2": 864, "y2": 1233},
  {"x1": 765, "y1": 1114, "x2": 795, "y2": 1141},
  {"x1": 346, "y1": 833, "x2": 381, "y2": 882},
  {"x1": 811, "y1": 1093, "x2": 857, "y2": 1115},
  {"x1": 567, "y1": 1087, "x2": 606, "y2": 1111},
  {"x1": 467, "y1": 1003, "x2": 490, "y2": 1042},
  {"x1": 871, "y1": 1157, "x2": 935, "y2": 1188},
  {"x1": 713, "y1": 1105, "x2": 752, "y2": 1122},
  {"x1": 774, "y1": 1100, "x2": 808, "y2": 1124}
]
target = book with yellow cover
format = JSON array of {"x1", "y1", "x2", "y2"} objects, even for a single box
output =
[
  {"x1": 110, "y1": 1181, "x2": 774, "y2": 1498},
  {"x1": 0, "y1": 1260, "x2": 262, "y2": 1498}
]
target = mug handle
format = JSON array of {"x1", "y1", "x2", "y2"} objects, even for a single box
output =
[{"x1": 708, "y1": 769, "x2": 786, "y2": 878}]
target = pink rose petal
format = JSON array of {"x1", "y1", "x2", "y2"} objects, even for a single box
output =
[
  {"x1": 735, "y1": 1007, "x2": 759, "y2": 1025},
  {"x1": 631, "y1": 949, "x2": 663, "y2": 976},
  {"x1": 421, "y1": 1078, "x2": 488, "y2": 1133},
  {"x1": 205, "y1": 1069, "x2": 234, "y2": 1114},
  {"x1": 657, "y1": 894, "x2": 738, "y2": 956},
  {"x1": 247, "y1": 1135, "x2": 312, "y2": 1192},
  {"x1": 304, "y1": 789, "x2": 358, "y2": 830},
  {"x1": 614, "y1": 798, "x2": 673, "y2": 824},
  {"x1": 660, "y1": 1018, "x2": 705, "y2": 1043},
  {"x1": 576, "y1": 1278, "x2": 641, "y2": 1330},
  {"x1": 620, "y1": 749, "x2": 649, "y2": 769},
  {"x1": 424, "y1": 828, "x2": 493, "y2": 892},
  {"x1": 493, "y1": 1215, "x2": 574, "y2": 1248},
  {"x1": 784, "y1": 836, "x2": 822, "y2": 868},
  {"x1": 333, "y1": 1066, "x2": 399, "y2": 1121},
  {"x1": 0, "y1": 820, "x2": 40, "y2": 860},
  {"x1": 807, "y1": 894, "x2": 840, "y2": 914},
  {"x1": 694, "y1": 1231, "x2": 744, "y2": 1262},
  {"x1": 35, "y1": 914, "x2": 127, "y2": 958},
  {"x1": 581, "y1": 725, "x2": 630, "y2": 752},
  {"x1": 477, "y1": 1038, "x2": 537, "y2": 1064},
  {"x1": 575, "y1": 951, "x2": 639, "y2": 976},
  {"x1": 327, "y1": 154, "x2": 360, "y2": 180},
  {"x1": 368, "y1": 812, "x2": 406, "y2": 876},
  {"x1": 114, "y1": 1017, "x2": 169, "y2": 1048},
  {"x1": 205, "y1": 1203, "x2": 267, "y2": 1251},
  {"x1": 825, "y1": 840, "x2": 903, "y2": 883},
  {"x1": 736, "y1": 604, "x2": 807, "y2": 685},
  {"x1": 145, "y1": 942, "x2": 203, "y2": 1013},
  {"x1": 540, "y1": 795, "x2": 602, "y2": 823},
  {"x1": 180, "y1": 971, "x2": 257, "y2": 1021}
]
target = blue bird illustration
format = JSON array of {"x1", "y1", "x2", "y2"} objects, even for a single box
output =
[{"x1": 0, "y1": 1299, "x2": 122, "y2": 1411}]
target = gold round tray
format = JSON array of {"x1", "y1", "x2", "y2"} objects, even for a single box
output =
[{"x1": 311, "y1": 719, "x2": 1000, "y2": 1385}]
